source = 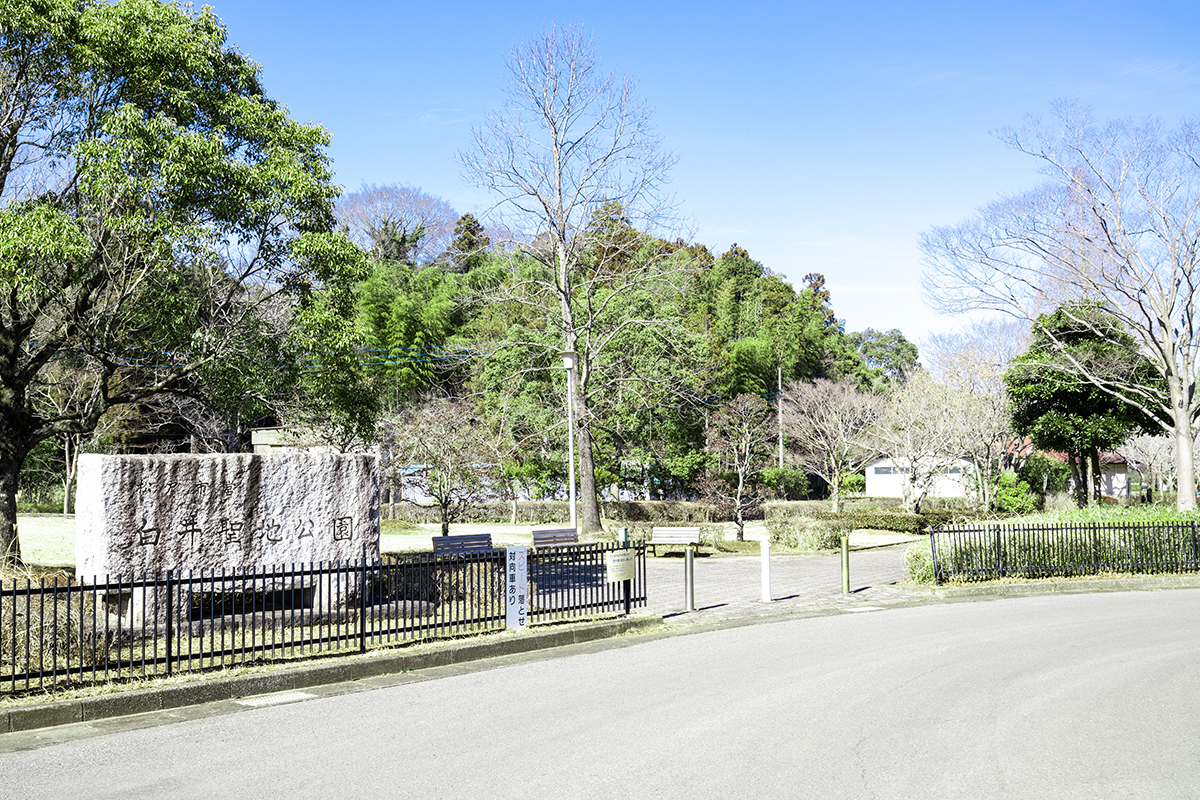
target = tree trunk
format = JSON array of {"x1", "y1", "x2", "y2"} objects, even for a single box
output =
[
  {"x1": 0, "y1": 456, "x2": 22, "y2": 566},
  {"x1": 1067, "y1": 451, "x2": 1084, "y2": 508},
  {"x1": 830, "y1": 475, "x2": 841, "y2": 514},
  {"x1": 62, "y1": 433, "x2": 78, "y2": 515},
  {"x1": 574, "y1": 393, "x2": 603, "y2": 534},
  {"x1": 1176, "y1": 416, "x2": 1196, "y2": 511}
]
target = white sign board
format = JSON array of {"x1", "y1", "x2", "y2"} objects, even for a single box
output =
[
  {"x1": 605, "y1": 549, "x2": 636, "y2": 583},
  {"x1": 506, "y1": 546, "x2": 529, "y2": 629}
]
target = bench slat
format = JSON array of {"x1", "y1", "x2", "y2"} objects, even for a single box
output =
[
  {"x1": 432, "y1": 533, "x2": 495, "y2": 555},
  {"x1": 531, "y1": 527, "x2": 578, "y2": 548},
  {"x1": 646, "y1": 526, "x2": 701, "y2": 556}
]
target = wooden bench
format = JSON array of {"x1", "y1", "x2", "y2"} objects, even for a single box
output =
[
  {"x1": 531, "y1": 527, "x2": 579, "y2": 549},
  {"x1": 646, "y1": 526, "x2": 701, "y2": 557},
  {"x1": 432, "y1": 533, "x2": 495, "y2": 556}
]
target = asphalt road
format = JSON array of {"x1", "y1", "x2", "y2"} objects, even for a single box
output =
[{"x1": 3, "y1": 590, "x2": 1199, "y2": 799}]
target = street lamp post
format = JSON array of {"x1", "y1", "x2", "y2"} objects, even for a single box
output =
[{"x1": 561, "y1": 350, "x2": 578, "y2": 531}]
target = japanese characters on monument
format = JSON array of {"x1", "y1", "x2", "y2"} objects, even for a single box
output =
[{"x1": 506, "y1": 546, "x2": 529, "y2": 629}]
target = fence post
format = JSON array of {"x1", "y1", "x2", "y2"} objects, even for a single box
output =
[
  {"x1": 358, "y1": 556, "x2": 368, "y2": 654},
  {"x1": 931, "y1": 530, "x2": 940, "y2": 586},
  {"x1": 622, "y1": 532, "x2": 631, "y2": 616},
  {"x1": 165, "y1": 570, "x2": 173, "y2": 677},
  {"x1": 1192, "y1": 521, "x2": 1198, "y2": 571},
  {"x1": 995, "y1": 527, "x2": 1002, "y2": 579},
  {"x1": 1092, "y1": 523, "x2": 1099, "y2": 575}
]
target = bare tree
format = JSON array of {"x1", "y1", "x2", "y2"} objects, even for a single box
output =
[
  {"x1": 780, "y1": 379, "x2": 883, "y2": 513},
  {"x1": 924, "y1": 318, "x2": 1029, "y2": 398},
  {"x1": 458, "y1": 26, "x2": 681, "y2": 534},
  {"x1": 698, "y1": 394, "x2": 774, "y2": 540},
  {"x1": 924, "y1": 318, "x2": 1030, "y2": 508},
  {"x1": 1117, "y1": 434, "x2": 1177, "y2": 498},
  {"x1": 336, "y1": 184, "x2": 459, "y2": 265},
  {"x1": 921, "y1": 101, "x2": 1200, "y2": 511},
  {"x1": 873, "y1": 371, "x2": 971, "y2": 513},
  {"x1": 386, "y1": 396, "x2": 501, "y2": 536}
]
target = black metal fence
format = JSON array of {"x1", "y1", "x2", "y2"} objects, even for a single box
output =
[
  {"x1": 0, "y1": 542, "x2": 646, "y2": 695},
  {"x1": 930, "y1": 522, "x2": 1200, "y2": 584}
]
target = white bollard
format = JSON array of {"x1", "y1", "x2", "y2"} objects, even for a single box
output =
[
  {"x1": 760, "y1": 538, "x2": 772, "y2": 602},
  {"x1": 684, "y1": 546, "x2": 696, "y2": 612}
]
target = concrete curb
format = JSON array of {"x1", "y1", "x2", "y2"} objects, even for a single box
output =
[
  {"x1": 1, "y1": 614, "x2": 662, "y2": 735},
  {"x1": 898, "y1": 574, "x2": 1200, "y2": 599}
]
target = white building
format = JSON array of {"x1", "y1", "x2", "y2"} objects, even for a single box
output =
[{"x1": 864, "y1": 457, "x2": 972, "y2": 499}]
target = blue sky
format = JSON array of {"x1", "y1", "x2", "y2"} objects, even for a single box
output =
[{"x1": 210, "y1": 0, "x2": 1200, "y2": 349}]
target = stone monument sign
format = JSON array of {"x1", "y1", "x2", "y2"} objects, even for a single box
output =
[{"x1": 76, "y1": 451, "x2": 380, "y2": 579}]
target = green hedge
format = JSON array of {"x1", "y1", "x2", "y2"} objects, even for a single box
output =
[
  {"x1": 924, "y1": 522, "x2": 1200, "y2": 583},
  {"x1": 381, "y1": 499, "x2": 717, "y2": 526}
]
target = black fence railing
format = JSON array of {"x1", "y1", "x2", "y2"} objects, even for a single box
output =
[
  {"x1": 930, "y1": 522, "x2": 1200, "y2": 584},
  {"x1": 0, "y1": 542, "x2": 646, "y2": 695}
]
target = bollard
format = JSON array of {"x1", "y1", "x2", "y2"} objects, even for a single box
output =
[
  {"x1": 760, "y1": 538, "x2": 772, "y2": 602},
  {"x1": 684, "y1": 545, "x2": 696, "y2": 612},
  {"x1": 620, "y1": 527, "x2": 631, "y2": 615},
  {"x1": 841, "y1": 535, "x2": 850, "y2": 595}
]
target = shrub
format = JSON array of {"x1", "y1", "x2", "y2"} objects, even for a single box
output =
[
  {"x1": 766, "y1": 505, "x2": 850, "y2": 550},
  {"x1": 815, "y1": 509, "x2": 925, "y2": 534},
  {"x1": 841, "y1": 472, "x2": 866, "y2": 494},
  {"x1": 918, "y1": 508, "x2": 988, "y2": 528},
  {"x1": 699, "y1": 523, "x2": 726, "y2": 548},
  {"x1": 0, "y1": 574, "x2": 110, "y2": 678},
  {"x1": 994, "y1": 471, "x2": 1037, "y2": 514},
  {"x1": 600, "y1": 501, "x2": 715, "y2": 523},
  {"x1": 760, "y1": 467, "x2": 810, "y2": 500},
  {"x1": 904, "y1": 542, "x2": 934, "y2": 584},
  {"x1": 382, "y1": 501, "x2": 569, "y2": 525}
]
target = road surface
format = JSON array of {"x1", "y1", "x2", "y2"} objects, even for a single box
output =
[{"x1": 3, "y1": 589, "x2": 1198, "y2": 798}]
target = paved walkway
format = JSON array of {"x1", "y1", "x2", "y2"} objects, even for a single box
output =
[{"x1": 644, "y1": 544, "x2": 917, "y2": 624}]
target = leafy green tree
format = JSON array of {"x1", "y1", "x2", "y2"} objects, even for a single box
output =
[
  {"x1": 1005, "y1": 305, "x2": 1157, "y2": 506},
  {"x1": 447, "y1": 214, "x2": 490, "y2": 273},
  {"x1": 848, "y1": 328, "x2": 919, "y2": 389},
  {"x1": 0, "y1": 0, "x2": 366, "y2": 563},
  {"x1": 356, "y1": 258, "x2": 464, "y2": 402},
  {"x1": 1018, "y1": 453, "x2": 1071, "y2": 498}
]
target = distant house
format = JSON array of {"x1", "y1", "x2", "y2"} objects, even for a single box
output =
[
  {"x1": 1043, "y1": 451, "x2": 1130, "y2": 498},
  {"x1": 865, "y1": 457, "x2": 973, "y2": 499}
]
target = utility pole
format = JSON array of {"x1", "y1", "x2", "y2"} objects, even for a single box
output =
[{"x1": 778, "y1": 366, "x2": 784, "y2": 469}]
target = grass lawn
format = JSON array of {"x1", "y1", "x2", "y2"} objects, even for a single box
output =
[
  {"x1": 10, "y1": 515, "x2": 910, "y2": 571},
  {"x1": 12, "y1": 514, "x2": 75, "y2": 571}
]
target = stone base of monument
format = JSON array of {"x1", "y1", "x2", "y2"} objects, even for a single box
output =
[
  {"x1": 76, "y1": 451, "x2": 383, "y2": 631},
  {"x1": 91, "y1": 567, "x2": 442, "y2": 634}
]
